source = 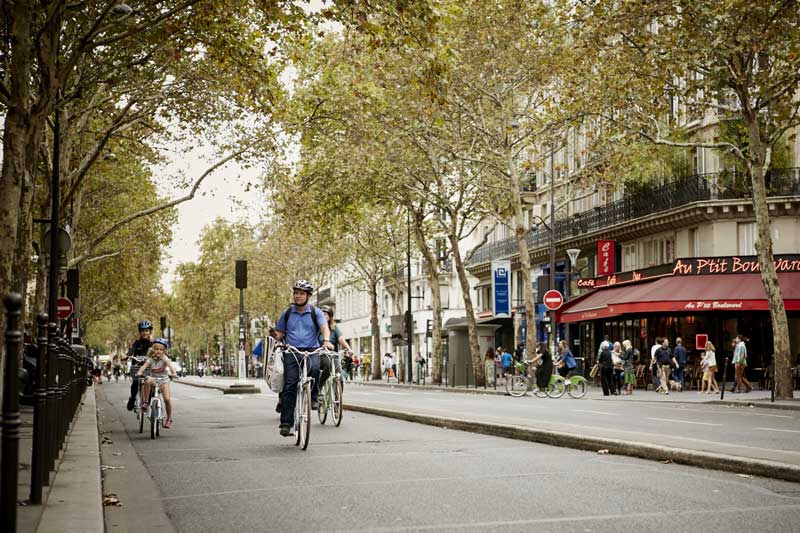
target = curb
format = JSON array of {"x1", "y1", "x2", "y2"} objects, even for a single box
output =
[
  {"x1": 345, "y1": 402, "x2": 800, "y2": 483},
  {"x1": 709, "y1": 400, "x2": 800, "y2": 411},
  {"x1": 36, "y1": 388, "x2": 103, "y2": 533}
]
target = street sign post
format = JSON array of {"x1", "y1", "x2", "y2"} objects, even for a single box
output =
[
  {"x1": 56, "y1": 298, "x2": 73, "y2": 319},
  {"x1": 543, "y1": 290, "x2": 564, "y2": 311}
]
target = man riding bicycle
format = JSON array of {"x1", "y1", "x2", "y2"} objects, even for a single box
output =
[
  {"x1": 126, "y1": 320, "x2": 153, "y2": 411},
  {"x1": 274, "y1": 280, "x2": 333, "y2": 437}
]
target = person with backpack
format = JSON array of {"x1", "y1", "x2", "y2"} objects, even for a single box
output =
[
  {"x1": 126, "y1": 320, "x2": 153, "y2": 411},
  {"x1": 598, "y1": 342, "x2": 614, "y2": 396},
  {"x1": 274, "y1": 279, "x2": 333, "y2": 437}
]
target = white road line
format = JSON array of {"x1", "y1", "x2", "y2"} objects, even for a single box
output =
[
  {"x1": 646, "y1": 417, "x2": 722, "y2": 426},
  {"x1": 571, "y1": 409, "x2": 618, "y2": 416},
  {"x1": 753, "y1": 427, "x2": 800, "y2": 434}
]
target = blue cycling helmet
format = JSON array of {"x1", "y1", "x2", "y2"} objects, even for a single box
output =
[
  {"x1": 152, "y1": 337, "x2": 169, "y2": 349},
  {"x1": 138, "y1": 319, "x2": 152, "y2": 331}
]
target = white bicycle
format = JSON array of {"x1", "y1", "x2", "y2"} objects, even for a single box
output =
[
  {"x1": 318, "y1": 350, "x2": 344, "y2": 427},
  {"x1": 282, "y1": 345, "x2": 327, "y2": 450},
  {"x1": 147, "y1": 377, "x2": 169, "y2": 439}
]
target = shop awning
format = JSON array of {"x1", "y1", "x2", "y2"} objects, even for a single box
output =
[{"x1": 558, "y1": 273, "x2": 800, "y2": 323}]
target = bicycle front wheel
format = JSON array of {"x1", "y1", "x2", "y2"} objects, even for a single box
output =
[
  {"x1": 507, "y1": 375, "x2": 529, "y2": 397},
  {"x1": 332, "y1": 378, "x2": 343, "y2": 427},
  {"x1": 318, "y1": 383, "x2": 329, "y2": 425},
  {"x1": 300, "y1": 384, "x2": 311, "y2": 450},
  {"x1": 150, "y1": 403, "x2": 157, "y2": 440},
  {"x1": 138, "y1": 405, "x2": 144, "y2": 434},
  {"x1": 567, "y1": 379, "x2": 588, "y2": 399}
]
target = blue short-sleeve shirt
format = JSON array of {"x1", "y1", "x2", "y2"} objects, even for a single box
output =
[{"x1": 276, "y1": 305, "x2": 326, "y2": 348}]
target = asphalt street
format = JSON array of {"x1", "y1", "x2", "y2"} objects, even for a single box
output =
[
  {"x1": 343, "y1": 384, "x2": 800, "y2": 466},
  {"x1": 95, "y1": 379, "x2": 800, "y2": 532}
]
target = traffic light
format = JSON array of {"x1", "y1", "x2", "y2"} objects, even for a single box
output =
[
  {"x1": 426, "y1": 319, "x2": 433, "y2": 338},
  {"x1": 160, "y1": 316, "x2": 167, "y2": 332}
]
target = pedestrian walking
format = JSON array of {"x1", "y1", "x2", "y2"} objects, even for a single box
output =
[
  {"x1": 650, "y1": 337, "x2": 662, "y2": 390},
  {"x1": 611, "y1": 341, "x2": 624, "y2": 395},
  {"x1": 621, "y1": 340, "x2": 637, "y2": 395},
  {"x1": 731, "y1": 335, "x2": 752, "y2": 393},
  {"x1": 598, "y1": 342, "x2": 614, "y2": 396},
  {"x1": 673, "y1": 337, "x2": 688, "y2": 390},
  {"x1": 500, "y1": 348, "x2": 513, "y2": 384},
  {"x1": 704, "y1": 341, "x2": 720, "y2": 394},
  {"x1": 484, "y1": 347, "x2": 496, "y2": 386},
  {"x1": 654, "y1": 338, "x2": 678, "y2": 394}
]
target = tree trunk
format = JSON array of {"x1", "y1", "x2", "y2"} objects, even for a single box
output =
[
  {"x1": 449, "y1": 229, "x2": 482, "y2": 387},
  {"x1": 508, "y1": 144, "x2": 537, "y2": 359},
  {"x1": 745, "y1": 118, "x2": 792, "y2": 399},
  {"x1": 412, "y1": 217, "x2": 443, "y2": 384},
  {"x1": 370, "y1": 281, "x2": 382, "y2": 381}
]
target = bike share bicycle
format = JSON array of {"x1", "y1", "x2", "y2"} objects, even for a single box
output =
[
  {"x1": 280, "y1": 344, "x2": 333, "y2": 450},
  {"x1": 318, "y1": 350, "x2": 344, "y2": 426},
  {"x1": 507, "y1": 359, "x2": 588, "y2": 398}
]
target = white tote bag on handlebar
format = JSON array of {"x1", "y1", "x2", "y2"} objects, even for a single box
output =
[{"x1": 267, "y1": 347, "x2": 284, "y2": 393}]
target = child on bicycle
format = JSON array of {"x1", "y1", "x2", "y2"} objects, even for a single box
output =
[{"x1": 136, "y1": 338, "x2": 177, "y2": 428}]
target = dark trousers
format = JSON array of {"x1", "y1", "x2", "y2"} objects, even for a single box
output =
[
  {"x1": 600, "y1": 367, "x2": 614, "y2": 396},
  {"x1": 673, "y1": 366, "x2": 685, "y2": 389},
  {"x1": 613, "y1": 368, "x2": 623, "y2": 393},
  {"x1": 129, "y1": 372, "x2": 139, "y2": 399},
  {"x1": 280, "y1": 350, "x2": 320, "y2": 426}
]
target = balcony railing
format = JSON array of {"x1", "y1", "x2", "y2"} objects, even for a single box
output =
[{"x1": 469, "y1": 168, "x2": 800, "y2": 267}]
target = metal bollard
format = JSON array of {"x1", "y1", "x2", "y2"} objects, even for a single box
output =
[
  {"x1": 31, "y1": 313, "x2": 49, "y2": 503},
  {"x1": 45, "y1": 322, "x2": 58, "y2": 476},
  {"x1": 2, "y1": 293, "x2": 23, "y2": 528},
  {"x1": 720, "y1": 356, "x2": 729, "y2": 401}
]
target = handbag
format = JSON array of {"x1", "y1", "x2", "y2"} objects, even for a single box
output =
[
  {"x1": 267, "y1": 348, "x2": 284, "y2": 393},
  {"x1": 589, "y1": 363, "x2": 600, "y2": 379}
]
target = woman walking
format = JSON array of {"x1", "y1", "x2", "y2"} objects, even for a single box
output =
[
  {"x1": 621, "y1": 340, "x2": 637, "y2": 395},
  {"x1": 704, "y1": 341, "x2": 720, "y2": 394},
  {"x1": 611, "y1": 341, "x2": 624, "y2": 395},
  {"x1": 598, "y1": 342, "x2": 614, "y2": 396}
]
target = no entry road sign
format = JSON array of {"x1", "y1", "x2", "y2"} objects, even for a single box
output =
[
  {"x1": 543, "y1": 290, "x2": 564, "y2": 311},
  {"x1": 56, "y1": 297, "x2": 74, "y2": 319}
]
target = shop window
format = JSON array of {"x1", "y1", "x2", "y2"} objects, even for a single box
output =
[{"x1": 738, "y1": 222, "x2": 756, "y2": 255}]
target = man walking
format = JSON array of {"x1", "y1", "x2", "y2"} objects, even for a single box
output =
[
  {"x1": 653, "y1": 338, "x2": 678, "y2": 394},
  {"x1": 274, "y1": 280, "x2": 333, "y2": 437},
  {"x1": 732, "y1": 335, "x2": 753, "y2": 393},
  {"x1": 673, "y1": 337, "x2": 688, "y2": 390}
]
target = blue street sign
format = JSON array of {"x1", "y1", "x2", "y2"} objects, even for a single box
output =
[{"x1": 492, "y1": 260, "x2": 511, "y2": 317}]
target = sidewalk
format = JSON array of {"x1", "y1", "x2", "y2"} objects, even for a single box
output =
[{"x1": 16, "y1": 386, "x2": 103, "y2": 533}]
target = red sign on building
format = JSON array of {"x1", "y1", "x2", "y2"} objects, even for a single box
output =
[{"x1": 597, "y1": 240, "x2": 616, "y2": 276}]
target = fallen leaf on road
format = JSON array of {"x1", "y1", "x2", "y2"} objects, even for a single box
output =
[
  {"x1": 103, "y1": 494, "x2": 122, "y2": 506},
  {"x1": 112, "y1": 452, "x2": 123, "y2": 456},
  {"x1": 662, "y1": 460, "x2": 672, "y2": 464},
  {"x1": 736, "y1": 474, "x2": 753, "y2": 479},
  {"x1": 101, "y1": 465, "x2": 125, "y2": 471},
  {"x1": 597, "y1": 449, "x2": 609, "y2": 455}
]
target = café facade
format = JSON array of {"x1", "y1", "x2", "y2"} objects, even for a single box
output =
[{"x1": 556, "y1": 255, "x2": 800, "y2": 372}]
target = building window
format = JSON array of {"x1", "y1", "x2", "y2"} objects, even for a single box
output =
[
  {"x1": 738, "y1": 222, "x2": 756, "y2": 255},
  {"x1": 689, "y1": 227, "x2": 699, "y2": 257},
  {"x1": 622, "y1": 243, "x2": 637, "y2": 271},
  {"x1": 642, "y1": 235, "x2": 675, "y2": 267}
]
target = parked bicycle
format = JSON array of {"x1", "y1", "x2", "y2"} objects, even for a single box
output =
[{"x1": 318, "y1": 350, "x2": 344, "y2": 427}]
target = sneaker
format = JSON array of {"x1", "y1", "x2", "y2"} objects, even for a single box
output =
[
  {"x1": 275, "y1": 402, "x2": 282, "y2": 413},
  {"x1": 126, "y1": 397, "x2": 135, "y2": 411},
  {"x1": 279, "y1": 423, "x2": 293, "y2": 437},
  {"x1": 164, "y1": 419, "x2": 173, "y2": 429},
  {"x1": 311, "y1": 400, "x2": 319, "y2": 411}
]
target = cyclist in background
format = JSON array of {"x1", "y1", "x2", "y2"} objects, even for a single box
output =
[
  {"x1": 274, "y1": 280, "x2": 334, "y2": 437},
  {"x1": 318, "y1": 305, "x2": 353, "y2": 393},
  {"x1": 126, "y1": 320, "x2": 153, "y2": 411},
  {"x1": 137, "y1": 338, "x2": 177, "y2": 428}
]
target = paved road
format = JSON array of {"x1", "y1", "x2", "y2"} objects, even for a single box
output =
[
  {"x1": 341, "y1": 384, "x2": 800, "y2": 466},
  {"x1": 96, "y1": 380, "x2": 800, "y2": 532}
]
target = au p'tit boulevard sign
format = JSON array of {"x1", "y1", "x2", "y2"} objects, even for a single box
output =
[{"x1": 576, "y1": 254, "x2": 800, "y2": 289}]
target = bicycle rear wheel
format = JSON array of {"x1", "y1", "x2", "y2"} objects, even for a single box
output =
[
  {"x1": 138, "y1": 404, "x2": 144, "y2": 434},
  {"x1": 507, "y1": 375, "x2": 529, "y2": 397},
  {"x1": 300, "y1": 383, "x2": 311, "y2": 450},
  {"x1": 318, "y1": 383, "x2": 329, "y2": 424},
  {"x1": 332, "y1": 378, "x2": 343, "y2": 427}
]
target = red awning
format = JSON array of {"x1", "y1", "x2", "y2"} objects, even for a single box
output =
[{"x1": 559, "y1": 273, "x2": 800, "y2": 323}]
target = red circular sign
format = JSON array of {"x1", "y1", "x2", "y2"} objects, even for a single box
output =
[
  {"x1": 56, "y1": 297, "x2": 74, "y2": 319},
  {"x1": 543, "y1": 290, "x2": 564, "y2": 311}
]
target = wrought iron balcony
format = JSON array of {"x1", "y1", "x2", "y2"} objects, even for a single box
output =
[{"x1": 468, "y1": 168, "x2": 800, "y2": 267}]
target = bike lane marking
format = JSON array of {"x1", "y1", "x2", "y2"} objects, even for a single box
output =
[
  {"x1": 752, "y1": 427, "x2": 800, "y2": 434},
  {"x1": 571, "y1": 409, "x2": 619, "y2": 416}
]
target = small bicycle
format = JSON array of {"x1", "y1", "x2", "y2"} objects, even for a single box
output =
[
  {"x1": 318, "y1": 350, "x2": 344, "y2": 427},
  {"x1": 146, "y1": 378, "x2": 169, "y2": 439},
  {"x1": 134, "y1": 377, "x2": 145, "y2": 434}
]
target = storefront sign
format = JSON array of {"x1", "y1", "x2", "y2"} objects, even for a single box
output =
[
  {"x1": 695, "y1": 334, "x2": 708, "y2": 350},
  {"x1": 672, "y1": 255, "x2": 800, "y2": 275},
  {"x1": 577, "y1": 263, "x2": 673, "y2": 289},
  {"x1": 597, "y1": 240, "x2": 616, "y2": 275},
  {"x1": 492, "y1": 260, "x2": 511, "y2": 317}
]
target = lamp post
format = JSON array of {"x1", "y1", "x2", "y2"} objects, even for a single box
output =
[
  {"x1": 406, "y1": 210, "x2": 413, "y2": 383},
  {"x1": 566, "y1": 248, "x2": 581, "y2": 347},
  {"x1": 548, "y1": 148, "x2": 556, "y2": 356}
]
